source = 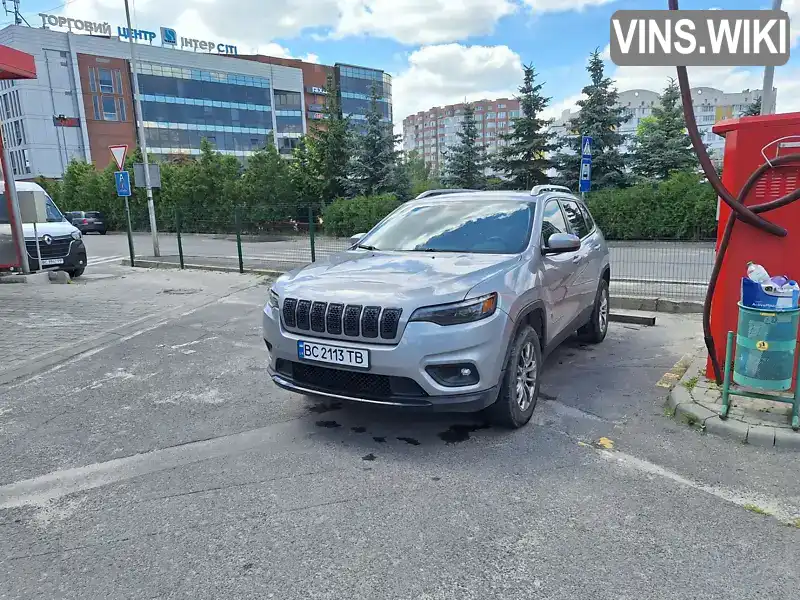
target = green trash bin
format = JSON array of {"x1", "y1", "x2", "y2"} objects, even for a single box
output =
[{"x1": 733, "y1": 303, "x2": 800, "y2": 391}]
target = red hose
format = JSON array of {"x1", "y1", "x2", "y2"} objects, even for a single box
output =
[{"x1": 668, "y1": 0, "x2": 800, "y2": 383}]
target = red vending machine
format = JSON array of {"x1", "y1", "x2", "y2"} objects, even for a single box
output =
[{"x1": 708, "y1": 113, "x2": 800, "y2": 380}]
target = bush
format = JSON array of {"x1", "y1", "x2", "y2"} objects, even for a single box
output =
[
  {"x1": 586, "y1": 170, "x2": 717, "y2": 240},
  {"x1": 323, "y1": 194, "x2": 401, "y2": 237}
]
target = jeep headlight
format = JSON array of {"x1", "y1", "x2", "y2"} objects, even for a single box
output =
[
  {"x1": 268, "y1": 288, "x2": 280, "y2": 310},
  {"x1": 71, "y1": 230, "x2": 82, "y2": 241},
  {"x1": 409, "y1": 293, "x2": 498, "y2": 326}
]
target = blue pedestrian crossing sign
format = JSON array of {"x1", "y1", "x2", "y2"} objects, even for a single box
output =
[
  {"x1": 115, "y1": 170, "x2": 131, "y2": 197},
  {"x1": 579, "y1": 135, "x2": 593, "y2": 193},
  {"x1": 581, "y1": 135, "x2": 593, "y2": 158}
]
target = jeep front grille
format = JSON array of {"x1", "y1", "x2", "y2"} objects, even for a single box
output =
[{"x1": 282, "y1": 298, "x2": 402, "y2": 340}]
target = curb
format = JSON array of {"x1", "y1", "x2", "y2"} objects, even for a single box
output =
[
  {"x1": 122, "y1": 259, "x2": 284, "y2": 278},
  {"x1": 609, "y1": 312, "x2": 656, "y2": 326},
  {"x1": 663, "y1": 356, "x2": 800, "y2": 449},
  {"x1": 613, "y1": 296, "x2": 703, "y2": 314}
]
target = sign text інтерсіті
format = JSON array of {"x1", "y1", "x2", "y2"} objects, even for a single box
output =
[{"x1": 38, "y1": 13, "x2": 238, "y2": 56}]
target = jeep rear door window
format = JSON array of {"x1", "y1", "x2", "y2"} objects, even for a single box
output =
[{"x1": 360, "y1": 200, "x2": 534, "y2": 254}]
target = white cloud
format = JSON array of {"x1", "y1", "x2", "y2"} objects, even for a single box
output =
[
  {"x1": 59, "y1": 0, "x2": 611, "y2": 49},
  {"x1": 61, "y1": 0, "x2": 518, "y2": 48},
  {"x1": 522, "y1": 0, "x2": 616, "y2": 12},
  {"x1": 391, "y1": 44, "x2": 523, "y2": 133},
  {"x1": 786, "y1": 0, "x2": 800, "y2": 47},
  {"x1": 333, "y1": 0, "x2": 517, "y2": 44}
]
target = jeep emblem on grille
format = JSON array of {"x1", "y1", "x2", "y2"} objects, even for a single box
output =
[{"x1": 42, "y1": 234, "x2": 52, "y2": 245}]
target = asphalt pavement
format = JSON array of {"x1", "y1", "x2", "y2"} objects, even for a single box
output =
[
  {"x1": 83, "y1": 232, "x2": 715, "y2": 302},
  {"x1": 1, "y1": 263, "x2": 798, "y2": 599}
]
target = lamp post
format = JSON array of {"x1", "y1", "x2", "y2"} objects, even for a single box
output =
[{"x1": 123, "y1": 0, "x2": 160, "y2": 256}]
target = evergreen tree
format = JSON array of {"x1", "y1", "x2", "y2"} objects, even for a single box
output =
[
  {"x1": 492, "y1": 64, "x2": 555, "y2": 189},
  {"x1": 741, "y1": 96, "x2": 762, "y2": 116},
  {"x1": 237, "y1": 144, "x2": 296, "y2": 223},
  {"x1": 308, "y1": 74, "x2": 349, "y2": 202},
  {"x1": 630, "y1": 79, "x2": 697, "y2": 180},
  {"x1": 290, "y1": 138, "x2": 323, "y2": 209},
  {"x1": 442, "y1": 104, "x2": 487, "y2": 189},
  {"x1": 345, "y1": 84, "x2": 399, "y2": 197},
  {"x1": 552, "y1": 49, "x2": 628, "y2": 190},
  {"x1": 405, "y1": 149, "x2": 440, "y2": 197}
]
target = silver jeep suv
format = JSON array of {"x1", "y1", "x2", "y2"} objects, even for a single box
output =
[{"x1": 263, "y1": 186, "x2": 610, "y2": 428}]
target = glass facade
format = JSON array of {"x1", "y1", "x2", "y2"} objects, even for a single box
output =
[
  {"x1": 336, "y1": 64, "x2": 392, "y2": 126},
  {"x1": 137, "y1": 62, "x2": 274, "y2": 158}
]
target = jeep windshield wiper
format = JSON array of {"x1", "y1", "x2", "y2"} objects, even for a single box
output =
[{"x1": 355, "y1": 243, "x2": 379, "y2": 251}]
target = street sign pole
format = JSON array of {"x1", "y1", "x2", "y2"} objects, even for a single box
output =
[
  {"x1": 579, "y1": 135, "x2": 593, "y2": 197},
  {"x1": 124, "y1": 196, "x2": 135, "y2": 267},
  {"x1": 124, "y1": 0, "x2": 160, "y2": 257},
  {"x1": 114, "y1": 169, "x2": 135, "y2": 266}
]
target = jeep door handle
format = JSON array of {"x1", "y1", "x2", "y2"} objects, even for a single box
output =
[{"x1": 572, "y1": 255, "x2": 583, "y2": 264}]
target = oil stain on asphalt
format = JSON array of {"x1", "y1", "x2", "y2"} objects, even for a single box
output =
[
  {"x1": 373, "y1": 436, "x2": 386, "y2": 443},
  {"x1": 362, "y1": 453, "x2": 377, "y2": 461},
  {"x1": 438, "y1": 423, "x2": 491, "y2": 444},
  {"x1": 315, "y1": 420, "x2": 341, "y2": 428},
  {"x1": 397, "y1": 437, "x2": 421, "y2": 446},
  {"x1": 351, "y1": 426, "x2": 367, "y2": 433}
]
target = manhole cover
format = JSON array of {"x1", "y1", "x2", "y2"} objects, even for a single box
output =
[{"x1": 162, "y1": 288, "x2": 200, "y2": 295}]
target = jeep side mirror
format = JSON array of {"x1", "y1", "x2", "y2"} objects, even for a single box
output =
[
  {"x1": 349, "y1": 233, "x2": 367, "y2": 247},
  {"x1": 542, "y1": 233, "x2": 580, "y2": 254}
]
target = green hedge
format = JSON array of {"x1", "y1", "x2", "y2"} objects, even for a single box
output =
[
  {"x1": 586, "y1": 171, "x2": 717, "y2": 240},
  {"x1": 322, "y1": 195, "x2": 401, "y2": 237}
]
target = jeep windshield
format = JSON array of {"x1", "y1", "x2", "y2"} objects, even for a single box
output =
[{"x1": 359, "y1": 200, "x2": 534, "y2": 254}]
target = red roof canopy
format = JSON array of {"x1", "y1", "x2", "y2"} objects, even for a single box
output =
[{"x1": 0, "y1": 44, "x2": 36, "y2": 80}]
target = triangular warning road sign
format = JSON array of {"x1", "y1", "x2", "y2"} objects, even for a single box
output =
[
  {"x1": 109, "y1": 145, "x2": 128, "y2": 170},
  {"x1": 582, "y1": 139, "x2": 592, "y2": 156}
]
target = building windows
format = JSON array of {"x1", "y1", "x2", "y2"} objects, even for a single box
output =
[
  {"x1": 102, "y1": 96, "x2": 118, "y2": 121},
  {"x1": 92, "y1": 96, "x2": 100, "y2": 120},
  {"x1": 274, "y1": 90, "x2": 302, "y2": 109},
  {"x1": 486, "y1": 112, "x2": 496, "y2": 119},
  {"x1": 498, "y1": 103, "x2": 506, "y2": 108},
  {"x1": 498, "y1": 112, "x2": 506, "y2": 119},
  {"x1": 509, "y1": 110, "x2": 520, "y2": 118},
  {"x1": 98, "y1": 68, "x2": 115, "y2": 93},
  {"x1": 89, "y1": 69, "x2": 97, "y2": 93}
]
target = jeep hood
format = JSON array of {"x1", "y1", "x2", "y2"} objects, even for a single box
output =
[{"x1": 277, "y1": 250, "x2": 521, "y2": 305}]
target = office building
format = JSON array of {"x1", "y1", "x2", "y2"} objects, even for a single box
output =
[
  {"x1": 402, "y1": 98, "x2": 521, "y2": 174},
  {"x1": 0, "y1": 22, "x2": 391, "y2": 179},
  {"x1": 238, "y1": 56, "x2": 393, "y2": 137},
  {"x1": 549, "y1": 86, "x2": 775, "y2": 158}
]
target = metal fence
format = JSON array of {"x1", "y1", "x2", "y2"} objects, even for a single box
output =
[{"x1": 121, "y1": 203, "x2": 716, "y2": 304}]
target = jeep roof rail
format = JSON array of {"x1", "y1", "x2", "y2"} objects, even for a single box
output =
[
  {"x1": 530, "y1": 185, "x2": 572, "y2": 196},
  {"x1": 415, "y1": 189, "x2": 478, "y2": 199}
]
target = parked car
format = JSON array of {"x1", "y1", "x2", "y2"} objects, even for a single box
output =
[
  {"x1": 263, "y1": 186, "x2": 610, "y2": 428},
  {"x1": 70, "y1": 211, "x2": 107, "y2": 235},
  {"x1": 0, "y1": 182, "x2": 88, "y2": 278}
]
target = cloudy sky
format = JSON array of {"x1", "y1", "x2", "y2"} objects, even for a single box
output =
[{"x1": 13, "y1": 0, "x2": 800, "y2": 132}]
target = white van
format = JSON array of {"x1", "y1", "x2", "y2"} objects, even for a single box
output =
[{"x1": 0, "y1": 181, "x2": 87, "y2": 277}]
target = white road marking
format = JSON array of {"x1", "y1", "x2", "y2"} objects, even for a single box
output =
[
  {"x1": 599, "y1": 449, "x2": 800, "y2": 523},
  {"x1": 87, "y1": 255, "x2": 125, "y2": 266},
  {"x1": 0, "y1": 421, "x2": 293, "y2": 509},
  {"x1": 170, "y1": 336, "x2": 218, "y2": 350}
]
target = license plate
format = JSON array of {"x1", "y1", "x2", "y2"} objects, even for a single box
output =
[
  {"x1": 40, "y1": 258, "x2": 64, "y2": 266},
  {"x1": 297, "y1": 340, "x2": 369, "y2": 369}
]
